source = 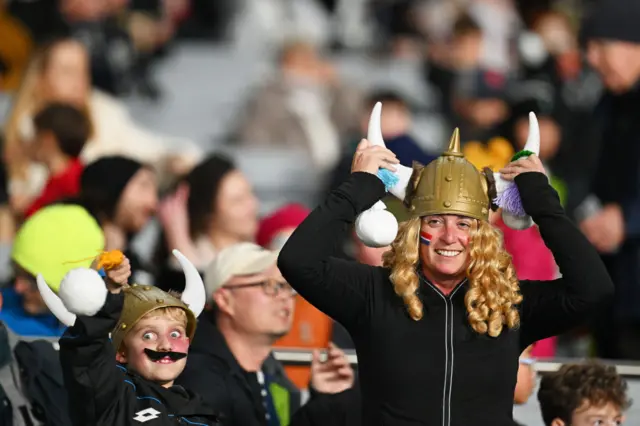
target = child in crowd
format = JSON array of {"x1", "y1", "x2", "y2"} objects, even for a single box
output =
[
  {"x1": 537, "y1": 361, "x2": 631, "y2": 426},
  {"x1": 24, "y1": 103, "x2": 89, "y2": 217},
  {"x1": 37, "y1": 250, "x2": 221, "y2": 425}
]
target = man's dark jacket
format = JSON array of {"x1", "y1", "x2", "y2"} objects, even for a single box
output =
[{"x1": 176, "y1": 316, "x2": 300, "y2": 426}]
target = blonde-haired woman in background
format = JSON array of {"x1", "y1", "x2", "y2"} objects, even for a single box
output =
[
  {"x1": 3, "y1": 37, "x2": 200, "y2": 216},
  {"x1": 278, "y1": 111, "x2": 613, "y2": 425}
]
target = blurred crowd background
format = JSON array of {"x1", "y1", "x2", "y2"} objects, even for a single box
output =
[{"x1": 1, "y1": 0, "x2": 640, "y2": 425}]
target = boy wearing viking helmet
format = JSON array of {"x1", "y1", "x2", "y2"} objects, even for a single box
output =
[{"x1": 36, "y1": 250, "x2": 221, "y2": 426}]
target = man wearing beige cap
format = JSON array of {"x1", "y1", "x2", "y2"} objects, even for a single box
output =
[{"x1": 176, "y1": 242, "x2": 354, "y2": 426}]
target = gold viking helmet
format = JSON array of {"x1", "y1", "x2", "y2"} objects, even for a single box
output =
[
  {"x1": 406, "y1": 129, "x2": 490, "y2": 221},
  {"x1": 111, "y1": 284, "x2": 198, "y2": 352},
  {"x1": 36, "y1": 250, "x2": 206, "y2": 351}
]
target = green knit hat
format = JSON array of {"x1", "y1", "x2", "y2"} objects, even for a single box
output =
[{"x1": 12, "y1": 204, "x2": 105, "y2": 291}]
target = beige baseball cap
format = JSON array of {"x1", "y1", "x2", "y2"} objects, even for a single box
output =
[{"x1": 204, "y1": 242, "x2": 280, "y2": 301}]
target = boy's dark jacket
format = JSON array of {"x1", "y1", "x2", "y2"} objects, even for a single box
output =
[{"x1": 59, "y1": 291, "x2": 221, "y2": 426}]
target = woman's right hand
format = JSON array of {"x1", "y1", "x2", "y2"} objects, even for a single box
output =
[
  {"x1": 350, "y1": 139, "x2": 399, "y2": 175},
  {"x1": 158, "y1": 184, "x2": 190, "y2": 241}
]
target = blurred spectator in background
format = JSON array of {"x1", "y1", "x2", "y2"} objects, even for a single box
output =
[
  {"x1": 231, "y1": 39, "x2": 362, "y2": 172},
  {"x1": 519, "y1": 7, "x2": 602, "y2": 198},
  {"x1": 7, "y1": 0, "x2": 66, "y2": 45},
  {"x1": 24, "y1": 103, "x2": 89, "y2": 218},
  {"x1": 258, "y1": 203, "x2": 335, "y2": 389},
  {"x1": 373, "y1": 0, "x2": 424, "y2": 58},
  {"x1": 450, "y1": 13, "x2": 512, "y2": 142},
  {"x1": 58, "y1": 0, "x2": 138, "y2": 97},
  {"x1": 73, "y1": 156, "x2": 158, "y2": 284},
  {"x1": 179, "y1": 242, "x2": 354, "y2": 426},
  {"x1": 537, "y1": 361, "x2": 630, "y2": 426},
  {"x1": 8, "y1": 0, "x2": 176, "y2": 98},
  {"x1": 156, "y1": 154, "x2": 259, "y2": 292},
  {"x1": 0, "y1": 0, "x2": 33, "y2": 92},
  {"x1": 579, "y1": 0, "x2": 640, "y2": 360},
  {"x1": 3, "y1": 204, "x2": 104, "y2": 336},
  {"x1": 176, "y1": 0, "x2": 237, "y2": 41},
  {"x1": 328, "y1": 89, "x2": 437, "y2": 193},
  {"x1": 3, "y1": 38, "x2": 200, "y2": 217},
  {"x1": 113, "y1": 0, "x2": 183, "y2": 99},
  {"x1": 0, "y1": 132, "x2": 13, "y2": 283},
  {"x1": 467, "y1": 0, "x2": 521, "y2": 73}
]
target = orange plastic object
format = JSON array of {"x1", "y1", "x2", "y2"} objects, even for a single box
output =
[{"x1": 273, "y1": 296, "x2": 334, "y2": 388}]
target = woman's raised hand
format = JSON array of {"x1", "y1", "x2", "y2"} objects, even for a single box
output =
[{"x1": 351, "y1": 139, "x2": 399, "y2": 175}]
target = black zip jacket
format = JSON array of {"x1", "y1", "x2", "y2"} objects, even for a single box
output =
[
  {"x1": 59, "y1": 292, "x2": 221, "y2": 426},
  {"x1": 278, "y1": 171, "x2": 614, "y2": 426},
  {"x1": 176, "y1": 316, "x2": 301, "y2": 426}
]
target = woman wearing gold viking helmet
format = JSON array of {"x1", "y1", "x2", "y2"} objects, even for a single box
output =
[{"x1": 277, "y1": 103, "x2": 613, "y2": 426}]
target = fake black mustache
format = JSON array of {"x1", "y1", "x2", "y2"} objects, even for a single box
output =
[{"x1": 144, "y1": 349, "x2": 187, "y2": 361}]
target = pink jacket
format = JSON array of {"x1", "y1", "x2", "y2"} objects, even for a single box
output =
[{"x1": 496, "y1": 217, "x2": 557, "y2": 358}]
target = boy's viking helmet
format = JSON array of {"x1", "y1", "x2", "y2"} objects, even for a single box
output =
[
  {"x1": 355, "y1": 103, "x2": 541, "y2": 247},
  {"x1": 36, "y1": 250, "x2": 206, "y2": 350}
]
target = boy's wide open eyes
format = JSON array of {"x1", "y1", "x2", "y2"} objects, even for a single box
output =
[
  {"x1": 140, "y1": 329, "x2": 184, "y2": 341},
  {"x1": 142, "y1": 332, "x2": 156, "y2": 341}
]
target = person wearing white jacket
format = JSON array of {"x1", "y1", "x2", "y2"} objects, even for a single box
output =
[{"x1": 3, "y1": 38, "x2": 202, "y2": 215}]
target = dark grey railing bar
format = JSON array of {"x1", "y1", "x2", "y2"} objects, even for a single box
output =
[{"x1": 273, "y1": 349, "x2": 640, "y2": 377}]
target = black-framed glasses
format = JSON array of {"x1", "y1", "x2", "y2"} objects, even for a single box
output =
[{"x1": 223, "y1": 280, "x2": 297, "y2": 297}]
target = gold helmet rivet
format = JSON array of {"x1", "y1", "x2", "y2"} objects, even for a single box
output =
[
  {"x1": 121, "y1": 323, "x2": 127, "y2": 329},
  {"x1": 445, "y1": 175, "x2": 452, "y2": 182},
  {"x1": 444, "y1": 201, "x2": 452, "y2": 208},
  {"x1": 447, "y1": 156, "x2": 454, "y2": 162},
  {"x1": 144, "y1": 286, "x2": 151, "y2": 291},
  {"x1": 157, "y1": 299, "x2": 164, "y2": 303}
]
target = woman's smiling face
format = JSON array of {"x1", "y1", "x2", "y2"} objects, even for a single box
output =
[{"x1": 419, "y1": 215, "x2": 473, "y2": 283}]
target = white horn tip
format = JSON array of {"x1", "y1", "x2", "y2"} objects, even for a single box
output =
[
  {"x1": 521, "y1": 111, "x2": 541, "y2": 156},
  {"x1": 172, "y1": 249, "x2": 206, "y2": 318},
  {"x1": 367, "y1": 101, "x2": 386, "y2": 148}
]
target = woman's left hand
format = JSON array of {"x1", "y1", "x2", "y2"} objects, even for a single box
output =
[{"x1": 499, "y1": 155, "x2": 546, "y2": 181}]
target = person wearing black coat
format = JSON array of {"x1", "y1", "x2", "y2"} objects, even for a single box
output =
[
  {"x1": 575, "y1": 0, "x2": 640, "y2": 360},
  {"x1": 37, "y1": 251, "x2": 221, "y2": 425},
  {"x1": 277, "y1": 106, "x2": 613, "y2": 426}
]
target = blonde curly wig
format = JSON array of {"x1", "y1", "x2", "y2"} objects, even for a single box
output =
[{"x1": 382, "y1": 217, "x2": 522, "y2": 337}]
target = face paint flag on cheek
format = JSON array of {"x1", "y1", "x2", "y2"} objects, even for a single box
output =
[
  {"x1": 144, "y1": 348, "x2": 187, "y2": 361},
  {"x1": 420, "y1": 232, "x2": 432, "y2": 246}
]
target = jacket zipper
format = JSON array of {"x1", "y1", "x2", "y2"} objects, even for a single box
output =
[{"x1": 424, "y1": 280, "x2": 464, "y2": 426}]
